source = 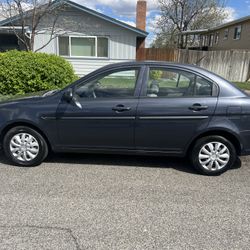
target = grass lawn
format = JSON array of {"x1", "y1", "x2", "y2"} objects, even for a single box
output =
[{"x1": 233, "y1": 82, "x2": 250, "y2": 91}]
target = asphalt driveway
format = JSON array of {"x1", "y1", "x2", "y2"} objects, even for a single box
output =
[{"x1": 0, "y1": 152, "x2": 249, "y2": 250}]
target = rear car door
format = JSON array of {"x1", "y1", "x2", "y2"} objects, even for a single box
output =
[{"x1": 135, "y1": 66, "x2": 218, "y2": 154}]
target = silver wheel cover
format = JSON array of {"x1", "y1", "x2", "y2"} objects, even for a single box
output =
[
  {"x1": 199, "y1": 142, "x2": 230, "y2": 171},
  {"x1": 9, "y1": 133, "x2": 39, "y2": 162}
]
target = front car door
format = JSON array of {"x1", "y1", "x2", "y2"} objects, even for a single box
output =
[
  {"x1": 56, "y1": 66, "x2": 144, "y2": 150},
  {"x1": 135, "y1": 65, "x2": 218, "y2": 155}
]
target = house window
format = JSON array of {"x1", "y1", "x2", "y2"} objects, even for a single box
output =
[
  {"x1": 209, "y1": 34, "x2": 214, "y2": 47},
  {"x1": 224, "y1": 28, "x2": 229, "y2": 40},
  {"x1": 200, "y1": 35, "x2": 204, "y2": 46},
  {"x1": 233, "y1": 25, "x2": 241, "y2": 40},
  {"x1": 203, "y1": 35, "x2": 208, "y2": 46},
  {"x1": 97, "y1": 37, "x2": 109, "y2": 57},
  {"x1": 71, "y1": 37, "x2": 95, "y2": 57},
  {"x1": 58, "y1": 37, "x2": 69, "y2": 56},
  {"x1": 214, "y1": 32, "x2": 219, "y2": 44},
  {"x1": 58, "y1": 36, "x2": 109, "y2": 58}
]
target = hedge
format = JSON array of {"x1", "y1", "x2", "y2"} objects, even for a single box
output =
[{"x1": 0, "y1": 50, "x2": 78, "y2": 95}]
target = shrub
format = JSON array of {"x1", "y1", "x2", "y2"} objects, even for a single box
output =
[
  {"x1": 150, "y1": 70, "x2": 163, "y2": 80},
  {"x1": 0, "y1": 50, "x2": 78, "y2": 95}
]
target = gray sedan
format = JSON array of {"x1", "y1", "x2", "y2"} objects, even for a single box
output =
[{"x1": 0, "y1": 61, "x2": 249, "y2": 175}]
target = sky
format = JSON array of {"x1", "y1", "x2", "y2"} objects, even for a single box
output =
[
  {"x1": 0, "y1": 0, "x2": 249, "y2": 46},
  {"x1": 227, "y1": 0, "x2": 250, "y2": 18},
  {"x1": 75, "y1": 0, "x2": 250, "y2": 47}
]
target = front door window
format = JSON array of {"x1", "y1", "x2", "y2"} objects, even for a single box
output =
[{"x1": 75, "y1": 69, "x2": 139, "y2": 99}]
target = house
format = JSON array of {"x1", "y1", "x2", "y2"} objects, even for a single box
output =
[
  {"x1": 0, "y1": 0, "x2": 148, "y2": 76},
  {"x1": 180, "y1": 15, "x2": 250, "y2": 51}
]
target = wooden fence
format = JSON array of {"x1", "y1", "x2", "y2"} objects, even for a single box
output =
[
  {"x1": 137, "y1": 48, "x2": 250, "y2": 82},
  {"x1": 136, "y1": 48, "x2": 179, "y2": 62}
]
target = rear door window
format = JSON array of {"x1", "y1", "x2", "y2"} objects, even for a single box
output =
[{"x1": 146, "y1": 68, "x2": 214, "y2": 98}]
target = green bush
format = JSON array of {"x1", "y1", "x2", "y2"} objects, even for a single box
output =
[
  {"x1": 150, "y1": 70, "x2": 163, "y2": 80},
  {"x1": 0, "y1": 50, "x2": 78, "y2": 95}
]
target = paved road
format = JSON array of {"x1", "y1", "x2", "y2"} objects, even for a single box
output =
[{"x1": 0, "y1": 152, "x2": 249, "y2": 250}]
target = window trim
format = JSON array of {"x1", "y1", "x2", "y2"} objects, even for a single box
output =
[
  {"x1": 233, "y1": 25, "x2": 242, "y2": 40},
  {"x1": 141, "y1": 66, "x2": 219, "y2": 99},
  {"x1": 57, "y1": 35, "x2": 110, "y2": 59}
]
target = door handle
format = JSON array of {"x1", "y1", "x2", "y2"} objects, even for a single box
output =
[
  {"x1": 112, "y1": 104, "x2": 131, "y2": 112},
  {"x1": 189, "y1": 103, "x2": 208, "y2": 111}
]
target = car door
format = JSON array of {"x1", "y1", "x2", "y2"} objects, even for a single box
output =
[
  {"x1": 135, "y1": 66, "x2": 218, "y2": 154},
  {"x1": 56, "y1": 66, "x2": 144, "y2": 149}
]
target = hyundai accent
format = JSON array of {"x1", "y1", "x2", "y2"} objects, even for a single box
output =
[{"x1": 1, "y1": 61, "x2": 249, "y2": 175}]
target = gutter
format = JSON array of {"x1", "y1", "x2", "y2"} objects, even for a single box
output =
[{"x1": 0, "y1": 26, "x2": 31, "y2": 39}]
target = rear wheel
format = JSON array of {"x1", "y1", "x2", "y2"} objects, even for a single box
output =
[
  {"x1": 191, "y1": 136, "x2": 236, "y2": 175},
  {"x1": 3, "y1": 126, "x2": 48, "y2": 166}
]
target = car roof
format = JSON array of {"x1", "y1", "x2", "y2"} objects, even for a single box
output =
[{"x1": 100, "y1": 61, "x2": 216, "y2": 75}]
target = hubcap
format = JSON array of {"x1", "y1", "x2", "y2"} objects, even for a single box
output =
[
  {"x1": 198, "y1": 142, "x2": 230, "y2": 171},
  {"x1": 9, "y1": 133, "x2": 39, "y2": 162}
]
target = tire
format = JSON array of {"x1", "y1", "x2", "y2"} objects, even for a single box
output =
[
  {"x1": 3, "y1": 126, "x2": 48, "y2": 167},
  {"x1": 191, "y1": 136, "x2": 236, "y2": 176}
]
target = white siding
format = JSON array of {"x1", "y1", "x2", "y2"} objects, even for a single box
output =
[
  {"x1": 109, "y1": 35, "x2": 136, "y2": 59},
  {"x1": 66, "y1": 58, "x2": 132, "y2": 76},
  {"x1": 33, "y1": 6, "x2": 139, "y2": 76},
  {"x1": 33, "y1": 33, "x2": 56, "y2": 53}
]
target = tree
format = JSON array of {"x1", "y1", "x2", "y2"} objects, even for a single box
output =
[
  {"x1": 0, "y1": 0, "x2": 66, "y2": 51},
  {"x1": 152, "y1": 0, "x2": 228, "y2": 48}
]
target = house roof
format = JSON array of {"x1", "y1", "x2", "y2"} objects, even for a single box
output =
[
  {"x1": 212, "y1": 15, "x2": 250, "y2": 31},
  {"x1": 181, "y1": 29, "x2": 209, "y2": 35},
  {"x1": 0, "y1": 0, "x2": 148, "y2": 37},
  {"x1": 180, "y1": 15, "x2": 250, "y2": 35}
]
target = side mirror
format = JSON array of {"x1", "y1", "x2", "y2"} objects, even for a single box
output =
[
  {"x1": 63, "y1": 88, "x2": 73, "y2": 103},
  {"x1": 62, "y1": 88, "x2": 82, "y2": 109}
]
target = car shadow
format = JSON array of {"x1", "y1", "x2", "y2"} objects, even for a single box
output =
[
  {"x1": 46, "y1": 153, "x2": 198, "y2": 174},
  {"x1": 0, "y1": 152, "x2": 242, "y2": 175}
]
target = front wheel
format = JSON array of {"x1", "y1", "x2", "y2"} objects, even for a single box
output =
[
  {"x1": 3, "y1": 126, "x2": 48, "y2": 167},
  {"x1": 191, "y1": 136, "x2": 237, "y2": 175}
]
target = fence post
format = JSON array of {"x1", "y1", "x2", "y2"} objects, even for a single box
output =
[
  {"x1": 227, "y1": 50, "x2": 234, "y2": 81},
  {"x1": 185, "y1": 48, "x2": 189, "y2": 64}
]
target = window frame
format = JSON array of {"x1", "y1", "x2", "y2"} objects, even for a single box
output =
[
  {"x1": 233, "y1": 25, "x2": 242, "y2": 40},
  {"x1": 57, "y1": 35, "x2": 110, "y2": 59},
  {"x1": 72, "y1": 66, "x2": 145, "y2": 100},
  {"x1": 140, "y1": 66, "x2": 219, "y2": 99},
  {"x1": 224, "y1": 28, "x2": 229, "y2": 40}
]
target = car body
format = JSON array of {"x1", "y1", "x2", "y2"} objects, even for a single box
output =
[{"x1": 1, "y1": 61, "x2": 250, "y2": 175}]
